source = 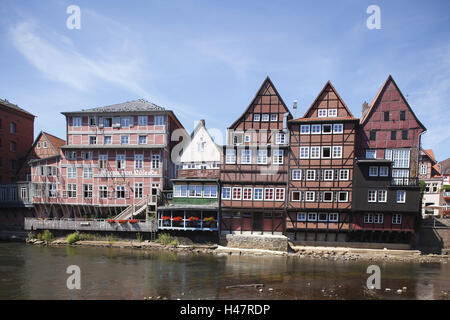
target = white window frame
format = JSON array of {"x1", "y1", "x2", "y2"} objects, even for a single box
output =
[
  {"x1": 138, "y1": 116, "x2": 148, "y2": 125},
  {"x1": 392, "y1": 214, "x2": 402, "y2": 225},
  {"x1": 307, "y1": 212, "x2": 317, "y2": 221},
  {"x1": 305, "y1": 191, "x2": 315, "y2": 202},
  {"x1": 273, "y1": 150, "x2": 284, "y2": 165},
  {"x1": 254, "y1": 188, "x2": 263, "y2": 200},
  {"x1": 396, "y1": 190, "x2": 406, "y2": 203},
  {"x1": 222, "y1": 187, "x2": 231, "y2": 200},
  {"x1": 261, "y1": 114, "x2": 269, "y2": 122},
  {"x1": 242, "y1": 187, "x2": 253, "y2": 201},
  {"x1": 379, "y1": 166, "x2": 389, "y2": 177},
  {"x1": 154, "y1": 115, "x2": 164, "y2": 126},
  {"x1": 241, "y1": 149, "x2": 252, "y2": 164},
  {"x1": 300, "y1": 125, "x2": 310, "y2": 134},
  {"x1": 253, "y1": 114, "x2": 260, "y2": 121},
  {"x1": 270, "y1": 114, "x2": 278, "y2": 121},
  {"x1": 329, "y1": 213, "x2": 339, "y2": 222},
  {"x1": 333, "y1": 123, "x2": 343, "y2": 134},
  {"x1": 275, "y1": 188, "x2": 285, "y2": 201},
  {"x1": 322, "y1": 146, "x2": 331, "y2": 159},
  {"x1": 323, "y1": 191, "x2": 333, "y2": 202},
  {"x1": 368, "y1": 190, "x2": 377, "y2": 202},
  {"x1": 328, "y1": 109, "x2": 337, "y2": 117},
  {"x1": 226, "y1": 149, "x2": 236, "y2": 164},
  {"x1": 257, "y1": 149, "x2": 267, "y2": 164},
  {"x1": 369, "y1": 166, "x2": 379, "y2": 177},
  {"x1": 300, "y1": 147, "x2": 309, "y2": 159},
  {"x1": 292, "y1": 169, "x2": 302, "y2": 180},
  {"x1": 310, "y1": 146, "x2": 321, "y2": 159},
  {"x1": 311, "y1": 124, "x2": 321, "y2": 134},
  {"x1": 306, "y1": 170, "x2": 316, "y2": 181},
  {"x1": 232, "y1": 187, "x2": 242, "y2": 200},
  {"x1": 264, "y1": 188, "x2": 274, "y2": 201},
  {"x1": 297, "y1": 212, "x2": 307, "y2": 221},
  {"x1": 318, "y1": 109, "x2": 327, "y2": 117},
  {"x1": 324, "y1": 170, "x2": 333, "y2": 181},
  {"x1": 338, "y1": 191, "x2": 348, "y2": 202},
  {"x1": 120, "y1": 135, "x2": 129, "y2": 145},
  {"x1": 339, "y1": 169, "x2": 349, "y2": 181},
  {"x1": 332, "y1": 146, "x2": 342, "y2": 158},
  {"x1": 378, "y1": 190, "x2": 387, "y2": 203}
]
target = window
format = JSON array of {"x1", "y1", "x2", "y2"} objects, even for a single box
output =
[
  {"x1": 384, "y1": 112, "x2": 390, "y2": 121},
  {"x1": 339, "y1": 170, "x2": 349, "y2": 181},
  {"x1": 138, "y1": 116, "x2": 148, "y2": 125},
  {"x1": 400, "y1": 111, "x2": 406, "y2": 121},
  {"x1": 385, "y1": 149, "x2": 392, "y2": 160},
  {"x1": 135, "y1": 154, "x2": 143, "y2": 169},
  {"x1": 364, "y1": 214, "x2": 373, "y2": 224},
  {"x1": 311, "y1": 146, "x2": 320, "y2": 159},
  {"x1": 67, "y1": 167, "x2": 77, "y2": 178},
  {"x1": 121, "y1": 135, "x2": 129, "y2": 144},
  {"x1": 103, "y1": 117, "x2": 112, "y2": 127},
  {"x1": 369, "y1": 166, "x2": 378, "y2": 176},
  {"x1": 46, "y1": 166, "x2": 57, "y2": 177},
  {"x1": 318, "y1": 109, "x2": 327, "y2": 117},
  {"x1": 72, "y1": 117, "x2": 82, "y2": 127},
  {"x1": 233, "y1": 132, "x2": 243, "y2": 145},
  {"x1": 83, "y1": 184, "x2": 93, "y2": 198},
  {"x1": 151, "y1": 154, "x2": 160, "y2": 169},
  {"x1": 420, "y1": 164, "x2": 427, "y2": 175},
  {"x1": 329, "y1": 213, "x2": 339, "y2": 222},
  {"x1": 297, "y1": 213, "x2": 307, "y2": 221},
  {"x1": 253, "y1": 114, "x2": 260, "y2": 121},
  {"x1": 333, "y1": 124, "x2": 343, "y2": 133},
  {"x1": 332, "y1": 146, "x2": 342, "y2": 158},
  {"x1": 338, "y1": 192, "x2": 348, "y2": 202},
  {"x1": 99, "y1": 186, "x2": 108, "y2": 199},
  {"x1": 323, "y1": 191, "x2": 333, "y2": 202},
  {"x1": 391, "y1": 131, "x2": 397, "y2": 140},
  {"x1": 222, "y1": 187, "x2": 231, "y2": 200},
  {"x1": 264, "y1": 188, "x2": 274, "y2": 201},
  {"x1": 307, "y1": 212, "x2": 317, "y2": 221},
  {"x1": 392, "y1": 149, "x2": 410, "y2": 168},
  {"x1": 89, "y1": 136, "x2": 97, "y2": 145},
  {"x1": 257, "y1": 150, "x2": 267, "y2": 164},
  {"x1": 328, "y1": 109, "x2": 337, "y2": 117},
  {"x1": 138, "y1": 135, "x2": 147, "y2": 144},
  {"x1": 134, "y1": 183, "x2": 143, "y2": 198},
  {"x1": 243, "y1": 188, "x2": 252, "y2": 200},
  {"x1": 241, "y1": 149, "x2": 251, "y2": 164},
  {"x1": 432, "y1": 183, "x2": 438, "y2": 193},
  {"x1": 226, "y1": 149, "x2": 236, "y2": 164},
  {"x1": 379, "y1": 166, "x2": 389, "y2": 177},
  {"x1": 292, "y1": 169, "x2": 302, "y2": 180},
  {"x1": 300, "y1": 147, "x2": 309, "y2": 159},
  {"x1": 273, "y1": 150, "x2": 283, "y2": 165},
  {"x1": 232, "y1": 187, "x2": 242, "y2": 200},
  {"x1": 43, "y1": 141, "x2": 47, "y2": 148},
  {"x1": 396, "y1": 190, "x2": 406, "y2": 203},
  {"x1": 261, "y1": 114, "x2": 269, "y2": 122},
  {"x1": 378, "y1": 190, "x2": 387, "y2": 202},
  {"x1": 83, "y1": 167, "x2": 93, "y2": 178},
  {"x1": 88, "y1": 117, "x2": 97, "y2": 126},
  {"x1": 154, "y1": 116, "x2": 164, "y2": 125},
  {"x1": 10, "y1": 142, "x2": 16, "y2": 152},
  {"x1": 324, "y1": 170, "x2": 333, "y2": 181},
  {"x1": 116, "y1": 154, "x2": 125, "y2": 169},
  {"x1": 392, "y1": 214, "x2": 402, "y2": 225},
  {"x1": 322, "y1": 124, "x2": 332, "y2": 134},
  {"x1": 99, "y1": 155, "x2": 108, "y2": 169},
  {"x1": 116, "y1": 186, "x2": 126, "y2": 199},
  {"x1": 37, "y1": 142, "x2": 41, "y2": 149},
  {"x1": 369, "y1": 130, "x2": 376, "y2": 141},
  {"x1": 292, "y1": 191, "x2": 301, "y2": 202},
  {"x1": 244, "y1": 134, "x2": 250, "y2": 143},
  {"x1": 402, "y1": 130, "x2": 408, "y2": 140},
  {"x1": 366, "y1": 150, "x2": 376, "y2": 159},
  {"x1": 270, "y1": 114, "x2": 278, "y2": 121},
  {"x1": 47, "y1": 183, "x2": 57, "y2": 198},
  {"x1": 275, "y1": 188, "x2": 285, "y2": 201},
  {"x1": 300, "y1": 125, "x2": 310, "y2": 134},
  {"x1": 311, "y1": 124, "x2": 321, "y2": 134},
  {"x1": 374, "y1": 214, "x2": 383, "y2": 224},
  {"x1": 275, "y1": 133, "x2": 286, "y2": 144},
  {"x1": 305, "y1": 191, "x2": 315, "y2": 202},
  {"x1": 254, "y1": 188, "x2": 263, "y2": 200},
  {"x1": 67, "y1": 184, "x2": 77, "y2": 198},
  {"x1": 306, "y1": 170, "x2": 315, "y2": 181},
  {"x1": 368, "y1": 190, "x2": 377, "y2": 202},
  {"x1": 10, "y1": 122, "x2": 16, "y2": 133},
  {"x1": 104, "y1": 136, "x2": 112, "y2": 145},
  {"x1": 322, "y1": 146, "x2": 331, "y2": 158},
  {"x1": 66, "y1": 151, "x2": 76, "y2": 160},
  {"x1": 188, "y1": 185, "x2": 202, "y2": 197},
  {"x1": 81, "y1": 152, "x2": 93, "y2": 160},
  {"x1": 316, "y1": 213, "x2": 327, "y2": 222}
]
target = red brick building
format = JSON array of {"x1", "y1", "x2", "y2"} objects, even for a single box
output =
[{"x1": 0, "y1": 99, "x2": 35, "y2": 183}]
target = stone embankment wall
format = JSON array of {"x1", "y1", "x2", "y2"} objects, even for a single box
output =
[{"x1": 220, "y1": 234, "x2": 288, "y2": 252}]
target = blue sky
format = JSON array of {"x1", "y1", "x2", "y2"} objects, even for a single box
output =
[{"x1": 1, "y1": 0, "x2": 449, "y2": 160}]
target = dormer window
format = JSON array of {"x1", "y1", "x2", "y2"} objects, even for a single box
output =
[
  {"x1": 328, "y1": 109, "x2": 337, "y2": 117},
  {"x1": 261, "y1": 114, "x2": 269, "y2": 122},
  {"x1": 318, "y1": 109, "x2": 327, "y2": 117}
]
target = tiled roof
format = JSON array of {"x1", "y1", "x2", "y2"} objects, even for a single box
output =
[
  {"x1": 42, "y1": 132, "x2": 66, "y2": 153},
  {"x1": 424, "y1": 149, "x2": 436, "y2": 163},
  {"x1": 439, "y1": 158, "x2": 450, "y2": 176},
  {"x1": 63, "y1": 99, "x2": 165, "y2": 114},
  {"x1": 0, "y1": 98, "x2": 35, "y2": 117}
]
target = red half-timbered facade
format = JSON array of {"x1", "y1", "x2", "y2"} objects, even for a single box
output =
[
  {"x1": 220, "y1": 77, "x2": 292, "y2": 234},
  {"x1": 286, "y1": 82, "x2": 358, "y2": 242}
]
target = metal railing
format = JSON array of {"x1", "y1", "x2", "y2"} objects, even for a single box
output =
[{"x1": 390, "y1": 177, "x2": 419, "y2": 186}]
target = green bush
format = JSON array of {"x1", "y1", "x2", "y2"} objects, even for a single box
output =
[
  {"x1": 27, "y1": 232, "x2": 36, "y2": 240},
  {"x1": 156, "y1": 233, "x2": 176, "y2": 245},
  {"x1": 136, "y1": 233, "x2": 143, "y2": 243},
  {"x1": 66, "y1": 232, "x2": 80, "y2": 244},
  {"x1": 169, "y1": 238, "x2": 179, "y2": 247},
  {"x1": 37, "y1": 230, "x2": 54, "y2": 242}
]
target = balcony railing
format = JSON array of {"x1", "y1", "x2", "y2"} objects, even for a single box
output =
[
  {"x1": 443, "y1": 192, "x2": 450, "y2": 199},
  {"x1": 390, "y1": 177, "x2": 419, "y2": 187}
]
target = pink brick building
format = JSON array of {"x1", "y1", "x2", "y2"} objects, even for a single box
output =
[{"x1": 30, "y1": 99, "x2": 185, "y2": 219}]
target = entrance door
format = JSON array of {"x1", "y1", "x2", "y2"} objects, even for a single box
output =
[{"x1": 252, "y1": 213, "x2": 263, "y2": 232}]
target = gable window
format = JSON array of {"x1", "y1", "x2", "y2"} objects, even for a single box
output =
[
  {"x1": 322, "y1": 146, "x2": 331, "y2": 158},
  {"x1": 311, "y1": 124, "x2": 321, "y2": 134},
  {"x1": 253, "y1": 114, "x2": 260, "y2": 121},
  {"x1": 261, "y1": 114, "x2": 269, "y2": 122},
  {"x1": 384, "y1": 112, "x2": 390, "y2": 121},
  {"x1": 300, "y1": 147, "x2": 309, "y2": 159},
  {"x1": 322, "y1": 124, "x2": 332, "y2": 134},
  {"x1": 226, "y1": 149, "x2": 236, "y2": 164},
  {"x1": 292, "y1": 169, "x2": 302, "y2": 180},
  {"x1": 300, "y1": 125, "x2": 310, "y2": 134},
  {"x1": 318, "y1": 109, "x2": 327, "y2": 117},
  {"x1": 138, "y1": 116, "x2": 148, "y2": 125},
  {"x1": 256, "y1": 149, "x2": 267, "y2": 164},
  {"x1": 244, "y1": 134, "x2": 251, "y2": 143},
  {"x1": 37, "y1": 142, "x2": 41, "y2": 149},
  {"x1": 402, "y1": 130, "x2": 408, "y2": 140},
  {"x1": 400, "y1": 111, "x2": 406, "y2": 121},
  {"x1": 369, "y1": 166, "x2": 378, "y2": 176},
  {"x1": 241, "y1": 149, "x2": 251, "y2": 164},
  {"x1": 328, "y1": 109, "x2": 337, "y2": 117},
  {"x1": 370, "y1": 130, "x2": 376, "y2": 141},
  {"x1": 333, "y1": 123, "x2": 343, "y2": 133},
  {"x1": 391, "y1": 131, "x2": 397, "y2": 140},
  {"x1": 270, "y1": 114, "x2": 278, "y2": 121}
]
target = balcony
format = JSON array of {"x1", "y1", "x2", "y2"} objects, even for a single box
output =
[
  {"x1": 390, "y1": 177, "x2": 419, "y2": 187},
  {"x1": 443, "y1": 192, "x2": 450, "y2": 201}
]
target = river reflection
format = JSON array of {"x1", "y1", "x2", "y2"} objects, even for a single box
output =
[{"x1": 0, "y1": 243, "x2": 448, "y2": 300}]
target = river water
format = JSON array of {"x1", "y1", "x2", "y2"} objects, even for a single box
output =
[{"x1": 0, "y1": 243, "x2": 449, "y2": 300}]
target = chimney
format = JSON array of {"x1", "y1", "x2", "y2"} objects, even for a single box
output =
[
  {"x1": 200, "y1": 119, "x2": 205, "y2": 126},
  {"x1": 293, "y1": 100, "x2": 298, "y2": 118},
  {"x1": 361, "y1": 101, "x2": 369, "y2": 118}
]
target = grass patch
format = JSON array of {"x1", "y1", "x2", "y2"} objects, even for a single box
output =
[
  {"x1": 156, "y1": 233, "x2": 178, "y2": 246},
  {"x1": 66, "y1": 232, "x2": 81, "y2": 244}
]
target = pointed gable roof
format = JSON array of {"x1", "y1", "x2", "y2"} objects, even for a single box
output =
[
  {"x1": 290, "y1": 81, "x2": 357, "y2": 122},
  {"x1": 180, "y1": 120, "x2": 221, "y2": 163},
  {"x1": 228, "y1": 76, "x2": 292, "y2": 129},
  {"x1": 360, "y1": 75, "x2": 426, "y2": 130}
]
